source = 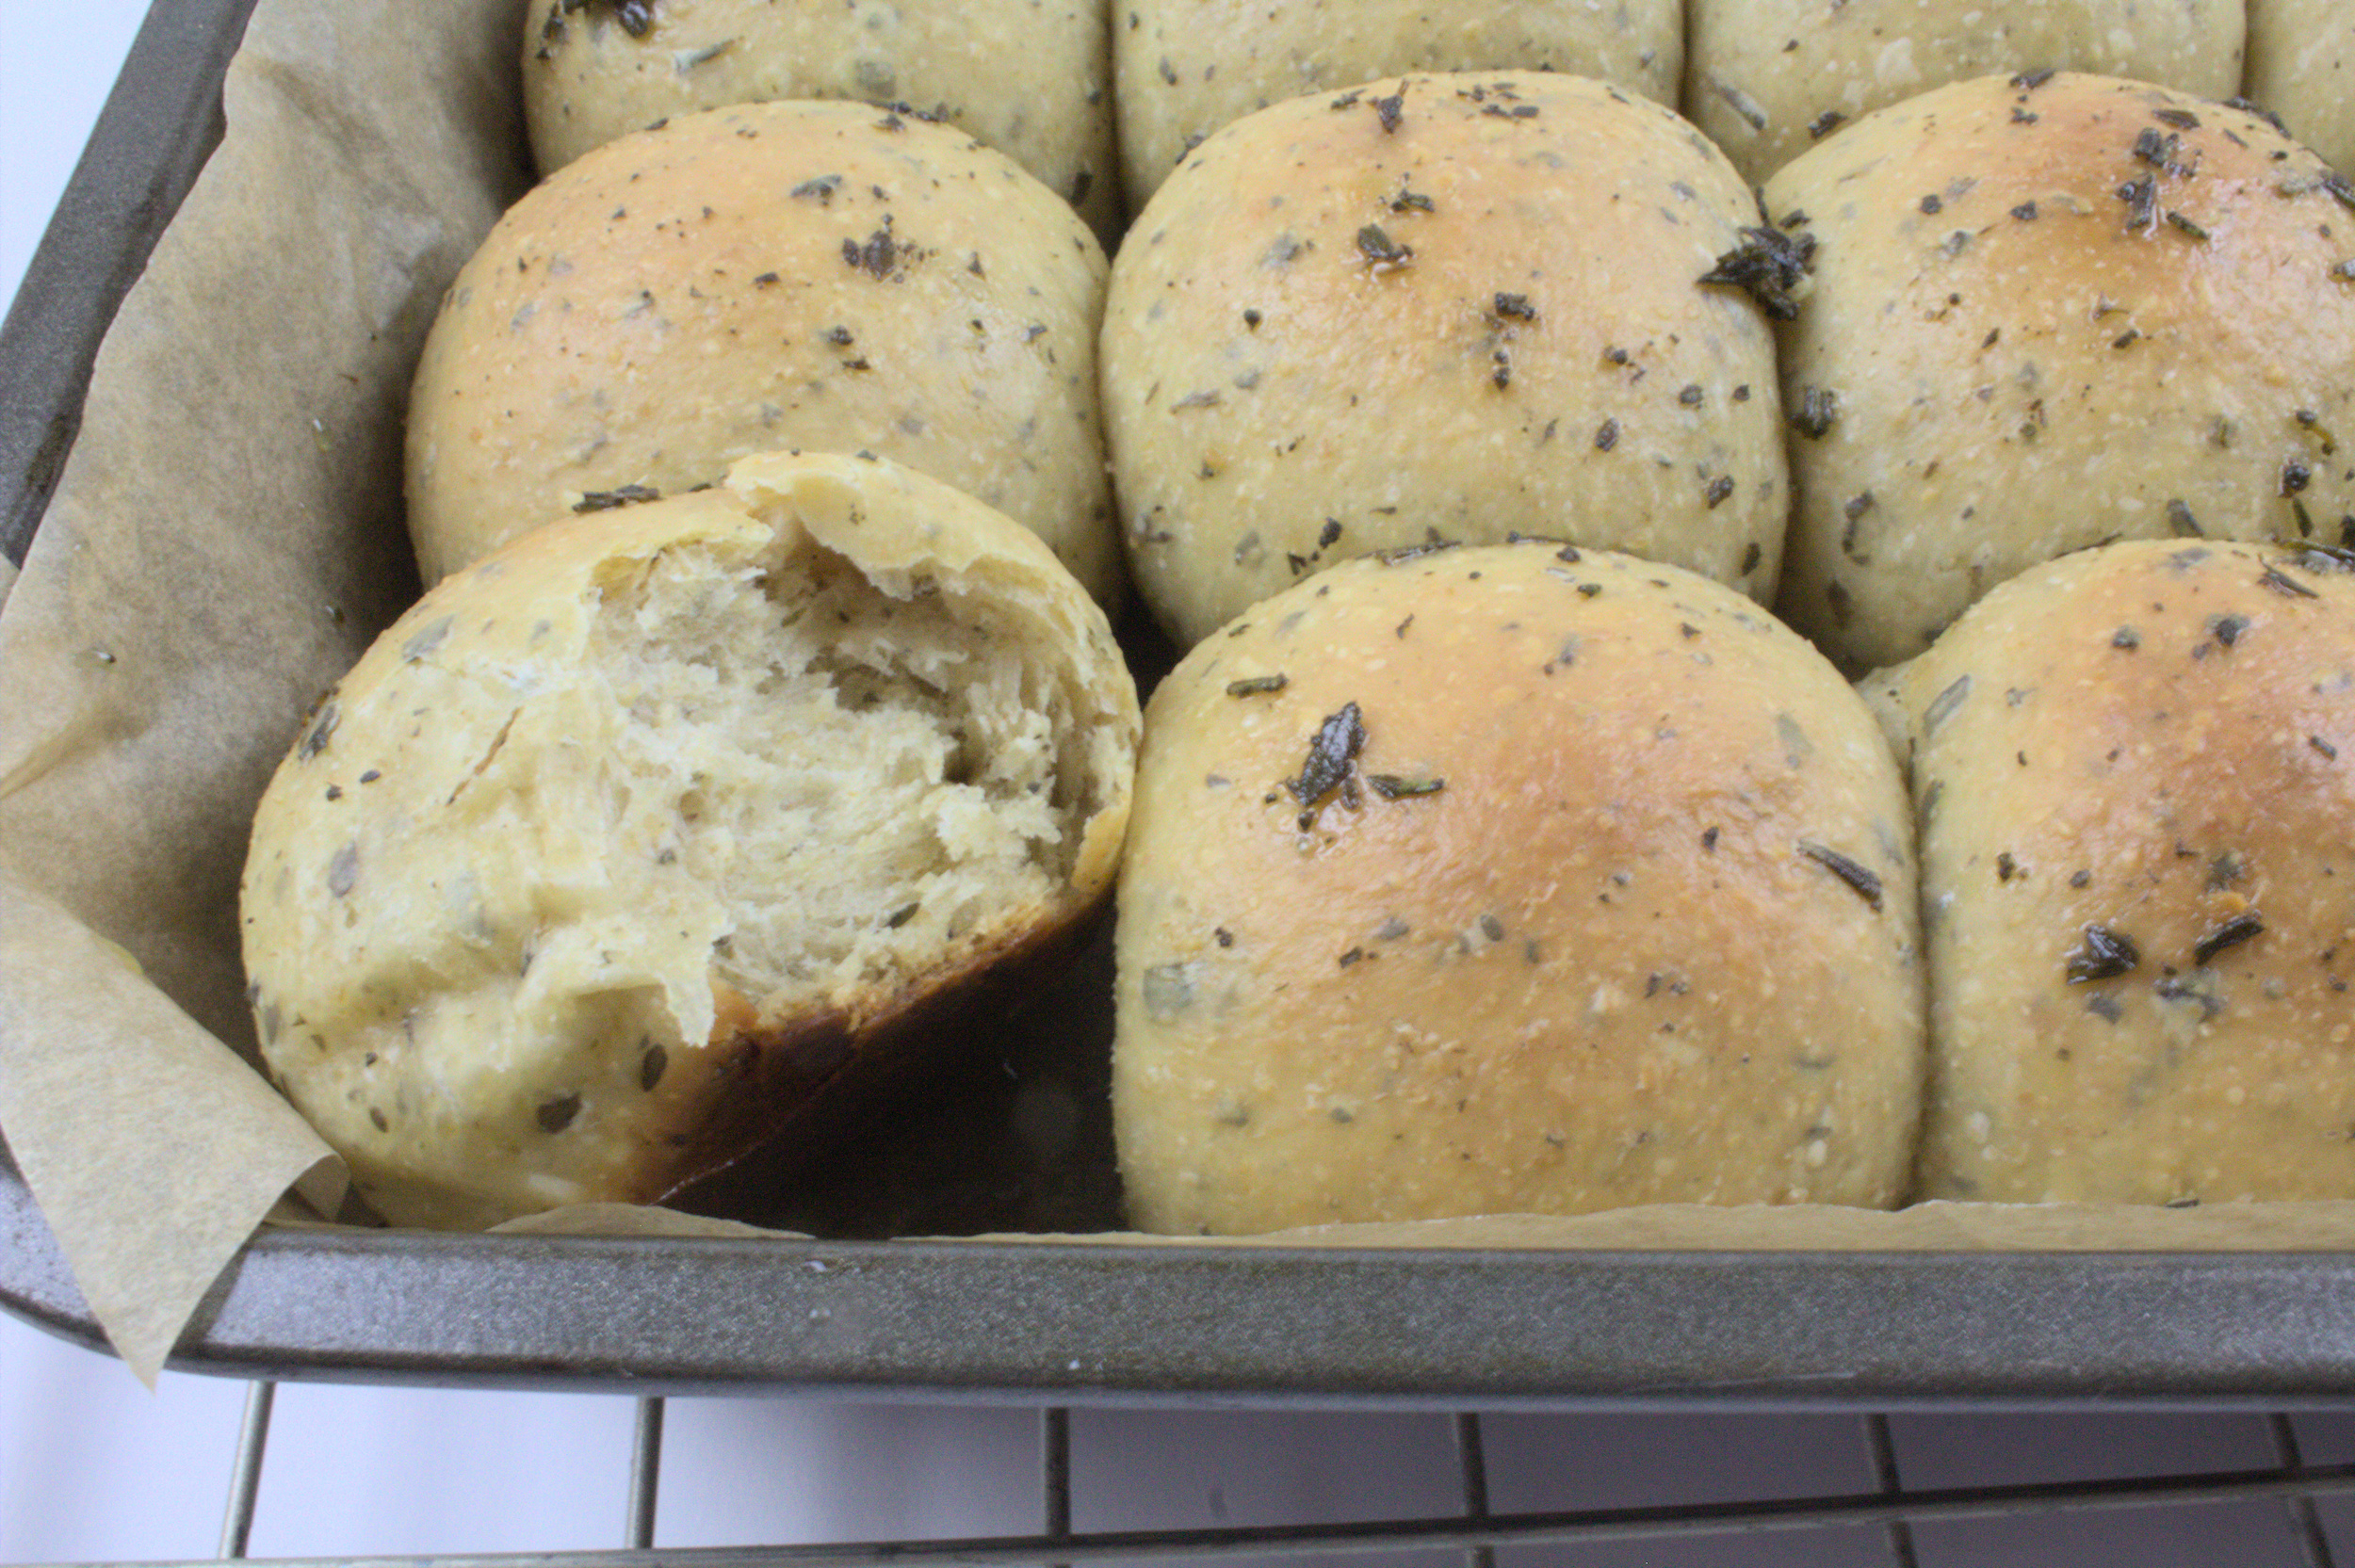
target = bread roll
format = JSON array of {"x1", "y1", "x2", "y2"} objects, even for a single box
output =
[
  {"x1": 1113, "y1": 1, "x2": 1681, "y2": 214},
  {"x1": 2246, "y1": 0, "x2": 2355, "y2": 176},
  {"x1": 522, "y1": 0, "x2": 1120, "y2": 240},
  {"x1": 1880, "y1": 540, "x2": 2355, "y2": 1204},
  {"x1": 406, "y1": 101, "x2": 1118, "y2": 603},
  {"x1": 1687, "y1": 0, "x2": 2242, "y2": 184},
  {"x1": 1114, "y1": 543, "x2": 1925, "y2": 1234},
  {"x1": 1102, "y1": 72, "x2": 1791, "y2": 651},
  {"x1": 243, "y1": 451, "x2": 1140, "y2": 1229},
  {"x1": 1765, "y1": 73, "x2": 2355, "y2": 671}
]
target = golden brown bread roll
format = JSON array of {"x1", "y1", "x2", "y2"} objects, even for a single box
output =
[
  {"x1": 1686, "y1": 0, "x2": 2242, "y2": 184},
  {"x1": 407, "y1": 101, "x2": 1119, "y2": 603},
  {"x1": 244, "y1": 451, "x2": 1139, "y2": 1228},
  {"x1": 1113, "y1": 0, "x2": 1681, "y2": 213},
  {"x1": 2245, "y1": 0, "x2": 2355, "y2": 176},
  {"x1": 1102, "y1": 72, "x2": 1792, "y2": 651},
  {"x1": 1766, "y1": 73, "x2": 2355, "y2": 671},
  {"x1": 1115, "y1": 542, "x2": 1925, "y2": 1234},
  {"x1": 522, "y1": 0, "x2": 1121, "y2": 239},
  {"x1": 1879, "y1": 539, "x2": 2355, "y2": 1204}
]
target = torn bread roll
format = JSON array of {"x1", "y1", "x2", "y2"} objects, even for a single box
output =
[
  {"x1": 522, "y1": 0, "x2": 1121, "y2": 239},
  {"x1": 406, "y1": 101, "x2": 1119, "y2": 604},
  {"x1": 1876, "y1": 539, "x2": 2355, "y2": 1204},
  {"x1": 1113, "y1": 0, "x2": 1681, "y2": 213},
  {"x1": 1114, "y1": 542, "x2": 1925, "y2": 1234},
  {"x1": 1102, "y1": 72, "x2": 1791, "y2": 651},
  {"x1": 1766, "y1": 73, "x2": 2355, "y2": 671},
  {"x1": 1686, "y1": 0, "x2": 2242, "y2": 184},
  {"x1": 242, "y1": 451, "x2": 1140, "y2": 1229},
  {"x1": 2245, "y1": 0, "x2": 2355, "y2": 176}
]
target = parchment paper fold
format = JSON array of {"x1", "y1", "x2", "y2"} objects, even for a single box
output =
[{"x1": 0, "y1": 0, "x2": 527, "y2": 1382}]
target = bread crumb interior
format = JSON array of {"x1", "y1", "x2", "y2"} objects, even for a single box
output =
[{"x1": 587, "y1": 533, "x2": 1082, "y2": 1011}]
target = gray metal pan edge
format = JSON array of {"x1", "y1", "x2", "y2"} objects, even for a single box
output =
[
  {"x1": 7, "y1": 0, "x2": 2355, "y2": 1409},
  {"x1": 8, "y1": 1150, "x2": 2355, "y2": 1405},
  {"x1": 0, "y1": 0, "x2": 263, "y2": 565}
]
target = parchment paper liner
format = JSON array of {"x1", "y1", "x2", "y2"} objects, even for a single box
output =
[{"x1": 5, "y1": 0, "x2": 2352, "y2": 1388}]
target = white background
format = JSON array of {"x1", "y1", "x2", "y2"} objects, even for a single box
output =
[{"x1": 7, "y1": 7, "x2": 2355, "y2": 1565}]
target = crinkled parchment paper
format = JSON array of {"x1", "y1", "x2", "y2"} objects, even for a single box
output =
[
  {"x1": 5, "y1": 0, "x2": 2355, "y2": 1390},
  {"x1": 0, "y1": 0, "x2": 528, "y2": 1382}
]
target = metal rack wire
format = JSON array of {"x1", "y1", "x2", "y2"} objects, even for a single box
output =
[{"x1": 182, "y1": 1389, "x2": 2355, "y2": 1568}]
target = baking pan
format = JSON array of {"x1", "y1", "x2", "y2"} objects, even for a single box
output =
[
  {"x1": 9, "y1": 0, "x2": 2355, "y2": 1409},
  {"x1": 10, "y1": 1136, "x2": 2355, "y2": 1406}
]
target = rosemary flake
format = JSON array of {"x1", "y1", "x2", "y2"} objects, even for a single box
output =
[
  {"x1": 2261, "y1": 563, "x2": 2320, "y2": 598},
  {"x1": 1286, "y1": 703, "x2": 1368, "y2": 812},
  {"x1": 1356, "y1": 223, "x2": 1413, "y2": 272},
  {"x1": 1797, "y1": 842, "x2": 1883, "y2": 910},
  {"x1": 2116, "y1": 174, "x2": 2158, "y2": 231},
  {"x1": 2067, "y1": 924, "x2": 2141, "y2": 982},
  {"x1": 1373, "y1": 539, "x2": 1460, "y2": 564},
  {"x1": 575, "y1": 484, "x2": 660, "y2": 511},
  {"x1": 1697, "y1": 226, "x2": 1815, "y2": 320},
  {"x1": 1792, "y1": 385, "x2": 1837, "y2": 439},
  {"x1": 2192, "y1": 912, "x2": 2265, "y2": 966}
]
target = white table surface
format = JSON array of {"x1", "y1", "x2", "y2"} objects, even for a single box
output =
[{"x1": 6, "y1": 8, "x2": 2353, "y2": 1565}]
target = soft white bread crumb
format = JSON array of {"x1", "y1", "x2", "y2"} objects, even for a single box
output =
[{"x1": 244, "y1": 452, "x2": 1138, "y2": 1229}]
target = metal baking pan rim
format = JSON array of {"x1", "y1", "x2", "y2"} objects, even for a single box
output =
[{"x1": 8, "y1": 1149, "x2": 2355, "y2": 1407}]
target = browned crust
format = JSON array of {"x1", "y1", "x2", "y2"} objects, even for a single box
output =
[{"x1": 645, "y1": 878, "x2": 1115, "y2": 1215}]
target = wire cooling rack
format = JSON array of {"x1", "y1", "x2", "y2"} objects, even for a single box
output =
[{"x1": 160, "y1": 1389, "x2": 2350, "y2": 1568}]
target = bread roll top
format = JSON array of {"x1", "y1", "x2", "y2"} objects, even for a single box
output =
[
  {"x1": 1687, "y1": 0, "x2": 2242, "y2": 183},
  {"x1": 407, "y1": 100, "x2": 1118, "y2": 602},
  {"x1": 2244, "y1": 0, "x2": 2355, "y2": 181},
  {"x1": 1882, "y1": 539, "x2": 2355, "y2": 1204},
  {"x1": 1767, "y1": 73, "x2": 2355, "y2": 671},
  {"x1": 1115, "y1": 542, "x2": 1925, "y2": 1234},
  {"x1": 1103, "y1": 71, "x2": 1791, "y2": 650},
  {"x1": 523, "y1": 0, "x2": 1121, "y2": 239},
  {"x1": 1114, "y1": 0, "x2": 1681, "y2": 213}
]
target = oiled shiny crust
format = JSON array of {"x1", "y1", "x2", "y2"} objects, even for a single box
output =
[
  {"x1": 1687, "y1": 0, "x2": 2241, "y2": 183},
  {"x1": 2246, "y1": 0, "x2": 2355, "y2": 176},
  {"x1": 1765, "y1": 73, "x2": 2355, "y2": 671},
  {"x1": 244, "y1": 452, "x2": 1139, "y2": 1229},
  {"x1": 522, "y1": 0, "x2": 1121, "y2": 239},
  {"x1": 406, "y1": 101, "x2": 1117, "y2": 602},
  {"x1": 1884, "y1": 540, "x2": 2355, "y2": 1204},
  {"x1": 1114, "y1": 543, "x2": 1925, "y2": 1235},
  {"x1": 1102, "y1": 73, "x2": 1789, "y2": 651},
  {"x1": 1114, "y1": 0, "x2": 1681, "y2": 212}
]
